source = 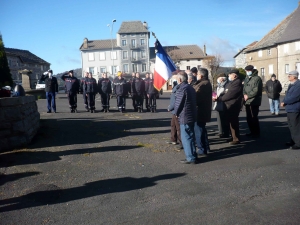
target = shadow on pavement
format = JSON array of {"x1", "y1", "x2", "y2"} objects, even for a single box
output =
[
  {"x1": 0, "y1": 172, "x2": 40, "y2": 186},
  {"x1": 0, "y1": 173, "x2": 186, "y2": 212}
]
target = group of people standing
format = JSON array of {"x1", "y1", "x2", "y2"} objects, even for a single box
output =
[
  {"x1": 168, "y1": 65, "x2": 300, "y2": 164},
  {"x1": 41, "y1": 70, "x2": 159, "y2": 113}
]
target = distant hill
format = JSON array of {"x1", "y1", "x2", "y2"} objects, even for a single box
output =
[{"x1": 55, "y1": 68, "x2": 82, "y2": 87}]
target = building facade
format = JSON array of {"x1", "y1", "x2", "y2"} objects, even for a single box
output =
[{"x1": 5, "y1": 48, "x2": 50, "y2": 88}]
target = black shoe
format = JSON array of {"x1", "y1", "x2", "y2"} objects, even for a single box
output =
[
  {"x1": 290, "y1": 145, "x2": 300, "y2": 150},
  {"x1": 100, "y1": 108, "x2": 105, "y2": 112},
  {"x1": 71, "y1": 110, "x2": 74, "y2": 113},
  {"x1": 176, "y1": 145, "x2": 183, "y2": 150},
  {"x1": 286, "y1": 141, "x2": 295, "y2": 146},
  {"x1": 180, "y1": 159, "x2": 197, "y2": 164},
  {"x1": 91, "y1": 110, "x2": 94, "y2": 113},
  {"x1": 47, "y1": 111, "x2": 51, "y2": 113},
  {"x1": 197, "y1": 153, "x2": 208, "y2": 158},
  {"x1": 147, "y1": 108, "x2": 150, "y2": 112}
]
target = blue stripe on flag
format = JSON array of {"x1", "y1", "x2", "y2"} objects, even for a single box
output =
[{"x1": 156, "y1": 41, "x2": 177, "y2": 72}]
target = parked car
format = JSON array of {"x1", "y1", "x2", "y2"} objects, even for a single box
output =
[{"x1": 36, "y1": 80, "x2": 45, "y2": 89}]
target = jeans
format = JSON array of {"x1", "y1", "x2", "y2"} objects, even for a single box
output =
[
  {"x1": 268, "y1": 98, "x2": 280, "y2": 114},
  {"x1": 194, "y1": 122, "x2": 210, "y2": 154},
  {"x1": 46, "y1": 92, "x2": 56, "y2": 112},
  {"x1": 180, "y1": 123, "x2": 197, "y2": 162}
]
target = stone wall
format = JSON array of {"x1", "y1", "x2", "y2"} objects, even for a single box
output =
[{"x1": 0, "y1": 96, "x2": 40, "y2": 151}]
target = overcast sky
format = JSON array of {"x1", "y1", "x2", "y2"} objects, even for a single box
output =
[{"x1": 1, "y1": 0, "x2": 298, "y2": 73}]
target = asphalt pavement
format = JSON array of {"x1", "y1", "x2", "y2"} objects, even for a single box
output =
[{"x1": 0, "y1": 92, "x2": 300, "y2": 225}]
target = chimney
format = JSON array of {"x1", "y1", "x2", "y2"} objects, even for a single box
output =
[
  {"x1": 203, "y1": 45, "x2": 207, "y2": 56},
  {"x1": 143, "y1": 21, "x2": 148, "y2": 29},
  {"x1": 83, "y1": 38, "x2": 88, "y2": 49}
]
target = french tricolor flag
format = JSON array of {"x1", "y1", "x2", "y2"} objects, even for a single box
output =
[{"x1": 153, "y1": 40, "x2": 177, "y2": 91}]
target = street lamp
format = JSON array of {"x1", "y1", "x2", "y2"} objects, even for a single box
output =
[{"x1": 107, "y1": 19, "x2": 116, "y2": 79}]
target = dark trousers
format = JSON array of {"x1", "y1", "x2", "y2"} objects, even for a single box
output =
[
  {"x1": 246, "y1": 105, "x2": 260, "y2": 135},
  {"x1": 46, "y1": 92, "x2": 56, "y2": 112},
  {"x1": 171, "y1": 114, "x2": 181, "y2": 144},
  {"x1": 136, "y1": 93, "x2": 144, "y2": 109},
  {"x1": 227, "y1": 111, "x2": 240, "y2": 142},
  {"x1": 131, "y1": 93, "x2": 137, "y2": 110},
  {"x1": 149, "y1": 93, "x2": 156, "y2": 110},
  {"x1": 83, "y1": 92, "x2": 88, "y2": 108},
  {"x1": 144, "y1": 93, "x2": 149, "y2": 109},
  {"x1": 67, "y1": 91, "x2": 77, "y2": 109},
  {"x1": 87, "y1": 92, "x2": 95, "y2": 110},
  {"x1": 101, "y1": 93, "x2": 110, "y2": 109},
  {"x1": 194, "y1": 122, "x2": 210, "y2": 154},
  {"x1": 287, "y1": 112, "x2": 300, "y2": 147},
  {"x1": 117, "y1": 95, "x2": 126, "y2": 111},
  {"x1": 216, "y1": 111, "x2": 230, "y2": 136}
]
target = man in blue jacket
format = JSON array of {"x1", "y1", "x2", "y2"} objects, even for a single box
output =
[
  {"x1": 281, "y1": 70, "x2": 300, "y2": 150},
  {"x1": 174, "y1": 71, "x2": 197, "y2": 164}
]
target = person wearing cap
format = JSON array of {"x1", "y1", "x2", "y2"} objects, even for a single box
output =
[
  {"x1": 84, "y1": 72, "x2": 98, "y2": 113},
  {"x1": 213, "y1": 73, "x2": 230, "y2": 138},
  {"x1": 98, "y1": 72, "x2": 112, "y2": 112},
  {"x1": 41, "y1": 69, "x2": 58, "y2": 113},
  {"x1": 280, "y1": 70, "x2": 300, "y2": 150},
  {"x1": 265, "y1": 74, "x2": 282, "y2": 115},
  {"x1": 61, "y1": 70, "x2": 80, "y2": 113},
  {"x1": 217, "y1": 69, "x2": 243, "y2": 145},
  {"x1": 80, "y1": 72, "x2": 89, "y2": 111},
  {"x1": 243, "y1": 65, "x2": 263, "y2": 138},
  {"x1": 193, "y1": 68, "x2": 212, "y2": 156},
  {"x1": 113, "y1": 71, "x2": 127, "y2": 113}
]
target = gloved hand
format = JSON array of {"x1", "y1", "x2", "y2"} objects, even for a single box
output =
[{"x1": 43, "y1": 72, "x2": 48, "y2": 75}]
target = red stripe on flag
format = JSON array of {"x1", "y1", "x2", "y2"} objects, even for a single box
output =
[{"x1": 153, "y1": 70, "x2": 167, "y2": 91}]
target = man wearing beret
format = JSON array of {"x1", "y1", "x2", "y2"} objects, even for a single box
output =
[
  {"x1": 280, "y1": 70, "x2": 300, "y2": 150},
  {"x1": 243, "y1": 65, "x2": 263, "y2": 138}
]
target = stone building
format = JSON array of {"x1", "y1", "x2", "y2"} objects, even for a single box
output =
[
  {"x1": 234, "y1": 41, "x2": 257, "y2": 69},
  {"x1": 5, "y1": 48, "x2": 50, "y2": 88}
]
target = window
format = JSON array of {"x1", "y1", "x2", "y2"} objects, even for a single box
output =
[
  {"x1": 261, "y1": 68, "x2": 265, "y2": 77},
  {"x1": 123, "y1": 51, "x2": 128, "y2": 59},
  {"x1": 140, "y1": 33, "x2": 145, "y2": 37},
  {"x1": 142, "y1": 64, "x2": 147, "y2": 72},
  {"x1": 130, "y1": 34, "x2": 136, "y2": 37},
  {"x1": 132, "y1": 51, "x2": 137, "y2": 60},
  {"x1": 121, "y1": 34, "x2": 127, "y2": 38},
  {"x1": 131, "y1": 39, "x2": 136, "y2": 47},
  {"x1": 123, "y1": 64, "x2": 129, "y2": 73},
  {"x1": 122, "y1": 40, "x2": 127, "y2": 46},
  {"x1": 267, "y1": 49, "x2": 271, "y2": 56},
  {"x1": 99, "y1": 52, "x2": 105, "y2": 60},
  {"x1": 285, "y1": 64, "x2": 289, "y2": 73},
  {"x1": 132, "y1": 64, "x2": 137, "y2": 72},
  {"x1": 111, "y1": 66, "x2": 117, "y2": 75},
  {"x1": 88, "y1": 53, "x2": 94, "y2": 61},
  {"x1": 258, "y1": 50, "x2": 262, "y2": 57},
  {"x1": 269, "y1": 64, "x2": 273, "y2": 74},
  {"x1": 186, "y1": 66, "x2": 190, "y2": 70},
  {"x1": 111, "y1": 51, "x2": 117, "y2": 60},
  {"x1": 140, "y1": 39, "x2": 145, "y2": 46},
  {"x1": 141, "y1": 50, "x2": 146, "y2": 58},
  {"x1": 89, "y1": 67, "x2": 94, "y2": 74},
  {"x1": 100, "y1": 67, "x2": 106, "y2": 73},
  {"x1": 296, "y1": 41, "x2": 300, "y2": 50},
  {"x1": 284, "y1": 44, "x2": 289, "y2": 53}
]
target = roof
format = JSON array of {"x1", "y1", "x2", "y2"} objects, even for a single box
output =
[
  {"x1": 149, "y1": 45, "x2": 206, "y2": 60},
  {"x1": 118, "y1": 21, "x2": 149, "y2": 34},
  {"x1": 79, "y1": 39, "x2": 121, "y2": 51},
  {"x1": 5, "y1": 47, "x2": 50, "y2": 64},
  {"x1": 246, "y1": 5, "x2": 299, "y2": 52},
  {"x1": 233, "y1": 41, "x2": 258, "y2": 58},
  {"x1": 277, "y1": 5, "x2": 300, "y2": 44}
]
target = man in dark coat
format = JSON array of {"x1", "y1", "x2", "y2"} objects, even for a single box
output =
[
  {"x1": 174, "y1": 71, "x2": 197, "y2": 164},
  {"x1": 243, "y1": 65, "x2": 263, "y2": 138},
  {"x1": 146, "y1": 73, "x2": 157, "y2": 112},
  {"x1": 281, "y1": 70, "x2": 300, "y2": 150},
  {"x1": 113, "y1": 71, "x2": 127, "y2": 113},
  {"x1": 41, "y1": 69, "x2": 58, "y2": 113},
  {"x1": 85, "y1": 72, "x2": 98, "y2": 113},
  {"x1": 134, "y1": 72, "x2": 145, "y2": 113},
  {"x1": 265, "y1": 74, "x2": 282, "y2": 115},
  {"x1": 129, "y1": 72, "x2": 137, "y2": 111},
  {"x1": 193, "y1": 68, "x2": 212, "y2": 156},
  {"x1": 218, "y1": 69, "x2": 243, "y2": 145},
  {"x1": 98, "y1": 72, "x2": 112, "y2": 112},
  {"x1": 144, "y1": 73, "x2": 150, "y2": 111},
  {"x1": 80, "y1": 72, "x2": 89, "y2": 111},
  {"x1": 61, "y1": 70, "x2": 80, "y2": 113}
]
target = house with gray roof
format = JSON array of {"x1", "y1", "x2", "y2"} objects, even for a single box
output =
[
  {"x1": 5, "y1": 47, "x2": 50, "y2": 88},
  {"x1": 79, "y1": 21, "x2": 150, "y2": 80},
  {"x1": 240, "y1": 3, "x2": 300, "y2": 84}
]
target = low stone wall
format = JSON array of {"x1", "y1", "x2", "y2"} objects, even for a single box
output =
[{"x1": 0, "y1": 96, "x2": 40, "y2": 151}]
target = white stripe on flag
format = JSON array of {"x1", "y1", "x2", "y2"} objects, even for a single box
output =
[{"x1": 155, "y1": 56, "x2": 173, "y2": 81}]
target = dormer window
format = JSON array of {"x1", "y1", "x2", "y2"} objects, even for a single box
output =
[{"x1": 121, "y1": 34, "x2": 127, "y2": 38}]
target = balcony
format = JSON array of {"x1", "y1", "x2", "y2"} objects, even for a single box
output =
[
  {"x1": 130, "y1": 44, "x2": 142, "y2": 49},
  {"x1": 130, "y1": 57, "x2": 140, "y2": 62}
]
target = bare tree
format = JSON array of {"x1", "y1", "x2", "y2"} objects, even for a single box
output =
[
  {"x1": 165, "y1": 46, "x2": 182, "y2": 68},
  {"x1": 204, "y1": 54, "x2": 224, "y2": 89}
]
